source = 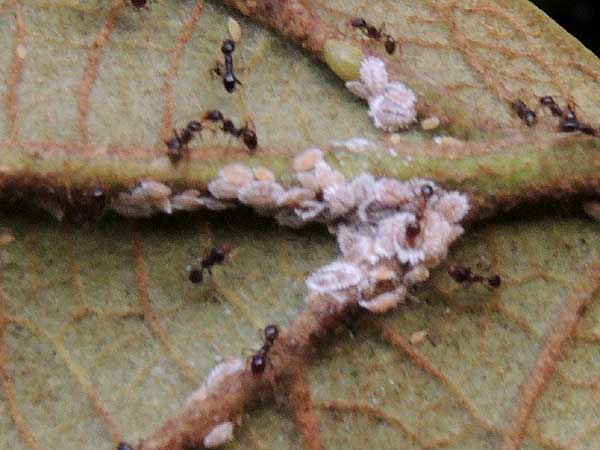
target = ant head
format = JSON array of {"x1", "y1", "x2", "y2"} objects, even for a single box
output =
[
  {"x1": 204, "y1": 110, "x2": 224, "y2": 122},
  {"x1": 263, "y1": 324, "x2": 279, "y2": 343},
  {"x1": 87, "y1": 187, "x2": 107, "y2": 202},
  {"x1": 351, "y1": 17, "x2": 367, "y2": 28},
  {"x1": 222, "y1": 39, "x2": 235, "y2": 54},
  {"x1": 421, "y1": 184, "x2": 434, "y2": 198}
]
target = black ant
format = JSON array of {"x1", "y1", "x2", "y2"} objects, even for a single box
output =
[
  {"x1": 448, "y1": 264, "x2": 501, "y2": 290},
  {"x1": 251, "y1": 324, "x2": 279, "y2": 375},
  {"x1": 212, "y1": 39, "x2": 242, "y2": 93},
  {"x1": 130, "y1": 0, "x2": 148, "y2": 9},
  {"x1": 511, "y1": 100, "x2": 537, "y2": 127},
  {"x1": 117, "y1": 442, "x2": 132, "y2": 450},
  {"x1": 350, "y1": 17, "x2": 396, "y2": 54},
  {"x1": 539, "y1": 96, "x2": 563, "y2": 117},
  {"x1": 188, "y1": 244, "x2": 232, "y2": 284},
  {"x1": 200, "y1": 110, "x2": 257, "y2": 153},
  {"x1": 164, "y1": 120, "x2": 202, "y2": 163},
  {"x1": 539, "y1": 96, "x2": 596, "y2": 136}
]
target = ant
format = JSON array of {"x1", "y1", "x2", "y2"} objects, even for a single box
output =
[
  {"x1": 188, "y1": 244, "x2": 232, "y2": 284},
  {"x1": 539, "y1": 96, "x2": 563, "y2": 117},
  {"x1": 539, "y1": 96, "x2": 596, "y2": 136},
  {"x1": 117, "y1": 442, "x2": 132, "y2": 450},
  {"x1": 212, "y1": 39, "x2": 242, "y2": 93},
  {"x1": 204, "y1": 112, "x2": 258, "y2": 153},
  {"x1": 164, "y1": 120, "x2": 202, "y2": 163},
  {"x1": 404, "y1": 184, "x2": 434, "y2": 246},
  {"x1": 511, "y1": 100, "x2": 537, "y2": 127},
  {"x1": 448, "y1": 264, "x2": 501, "y2": 290},
  {"x1": 350, "y1": 17, "x2": 396, "y2": 54},
  {"x1": 130, "y1": 0, "x2": 148, "y2": 9},
  {"x1": 251, "y1": 324, "x2": 279, "y2": 374}
]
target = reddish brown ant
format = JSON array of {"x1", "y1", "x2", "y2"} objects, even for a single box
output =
[
  {"x1": 188, "y1": 244, "x2": 232, "y2": 284},
  {"x1": 511, "y1": 100, "x2": 537, "y2": 127},
  {"x1": 251, "y1": 324, "x2": 279, "y2": 375},
  {"x1": 350, "y1": 17, "x2": 396, "y2": 54},
  {"x1": 212, "y1": 39, "x2": 242, "y2": 93},
  {"x1": 448, "y1": 264, "x2": 501, "y2": 290}
]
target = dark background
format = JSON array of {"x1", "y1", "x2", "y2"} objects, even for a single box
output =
[{"x1": 532, "y1": 0, "x2": 599, "y2": 55}]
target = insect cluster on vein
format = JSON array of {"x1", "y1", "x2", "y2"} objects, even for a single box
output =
[
  {"x1": 188, "y1": 244, "x2": 232, "y2": 284},
  {"x1": 251, "y1": 324, "x2": 279, "y2": 375},
  {"x1": 350, "y1": 17, "x2": 397, "y2": 54}
]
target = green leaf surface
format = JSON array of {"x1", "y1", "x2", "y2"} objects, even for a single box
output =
[{"x1": 0, "y1": 209, "x2": 599, "y2": 450}]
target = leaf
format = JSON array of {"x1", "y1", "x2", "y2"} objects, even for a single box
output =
[
  {"x1": 1, "y1": 209, "x2": 599, "y2": 450},
  {"x1": 1, "y1": 1, "x2": 600, "y2": 450},
  {"x1": 0, "y1": 0, "x2": 598, "y2": 217}
]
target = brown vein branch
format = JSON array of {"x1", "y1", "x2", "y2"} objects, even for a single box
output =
[
  {"x1": 501, "y1": 251, "x2": 600, "y2": 450},
  {"x1": 160, "y1": 0, "x2": 205, "y2": 143},
  {"x1": 6, "y1": 1, "x2": 25, "y2": 142},
  {"x1": 76, "y1": 0, "x2": 125, "y2": 146},
  {"x1": 130, "y1": 225, "x2": 200, "y2": 386}
]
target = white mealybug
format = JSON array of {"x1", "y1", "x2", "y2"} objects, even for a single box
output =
[
  {"x1": 337, "y1": 225, "x2": 375, "y2": 262},
  {"x1": 171, "y1": 190, "x2": 202, "y2": 211},
  {"x1": 403, "y1": 265, "x2": 429, "y2": 285},
  {"x1": 293, "y1": 148, "x2": 323, "y2": 172},
  {"x1": 111, "y1": 192, "x2": 154, "y2": 218},
  {"x1": 374, "y1": 212, "x2": 415, "y2": 258},
  {"x1": 368, "y1": 81, "x2": 417, "y2": 131},
  {"x1": 238, "y1": 181, "x2": 285, "y2": 209},
  {"x1": 275, "y1": 209, "x2": 307, "y2": 229},
  {"x1": 276, "y1": 187, "x2": 316, "y2": 207},
  {"x1": 314, "y1": 161, "x2": 345, "y2": 190},
  {"x1": 221, "y1": 163, "x2": 255, "y2": 186},
  {"x1": 345, "y1": 56, "x2": 388, "y2": 99},
  {"x1": 208, "y1": 178, "x2": 241, "y2": 200},
  {"x1": 253, "y1": 167, "x2": 275, "y2": 182},
  {"x1": 420, "y1": 210, "x2": 463, "y2": 264},
  {"x1": 135, "y1": 181, "x2": 172, "y2": 214},
  {"x1": 296, "y1": 171, "x2": 320, "y2": 192},
  {"x1": 330, "y1": 137, "x2": 376, "y2": 153},
  {"x1": 433, "y1": 191, "x2": 470, "y2": 224},
  {"x1": 203, "y1": 422, "x2": 234, "y2": 448},
  {"x1": 323, "y1": 184, "x2": 355, "y2": 217},
  {"x1": 359, "y1": 286, "x2": 407, "y2": 313},
  {"x1": 205, "y1": 358, "x2": 244, "y2": 390},
  {"x1": 306, "y1": 261, "x2": 368, "y2": 304},
  {"x1": 375, "y1": 178, "x2": 414, "y2": 207},
  {"x1": 294, "y1": 200, "x2": 326, "y2": 221},
  {"x1": 197, "y1": 197, "x2": 234, "y2": 211},
  {"x1": 350, "y1": 173, "x2": 376, "y2": 206}
]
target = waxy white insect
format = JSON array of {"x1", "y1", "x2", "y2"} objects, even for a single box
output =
[{"x1": 203, "y1": 422, "x2": 234, "y2": 448}]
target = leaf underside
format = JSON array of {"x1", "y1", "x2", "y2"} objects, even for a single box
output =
[
  {"x1": 0, "y1": 0, "x2": 598, "y2": 214},
  {"x1": 1, "y1": 1, "x2": 600, "y2": 450},
  {"x1": 1, "y1": 209, "x2": 599, "y2": 450}
]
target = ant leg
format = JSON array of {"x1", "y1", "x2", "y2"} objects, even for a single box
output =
[{"x1": 210, "y1": 62, "x2": 223, "y2": 78}]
